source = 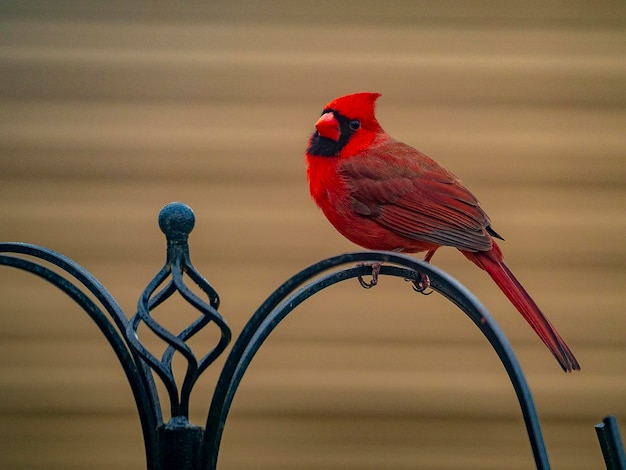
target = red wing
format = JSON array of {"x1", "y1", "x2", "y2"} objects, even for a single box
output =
[{"x1": 339, "y1": 141, "x2": 494, "y2": 252}]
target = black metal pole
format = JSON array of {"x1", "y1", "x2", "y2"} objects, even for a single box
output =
[
  {"x1": 596, "y1": 415, "x2": 626, "y2": 470},
  {"x1": 158, "y1": 417, "x2": 205, "y2": 470}
]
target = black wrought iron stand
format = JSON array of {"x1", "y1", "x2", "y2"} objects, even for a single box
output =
[{"x1": 1, "y1": 202, "x2": 624, "y2": 470}]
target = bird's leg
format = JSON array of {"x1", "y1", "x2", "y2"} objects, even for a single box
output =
[
  {"x1": 409, "y1": 249, "x2": 437, "y2": 294},
  {"x1": 423, "y1": 249, "x2": 437, "y2": 263},
  {"x1": 356, "y1": 261, "x2": 382, "y2": 289}
]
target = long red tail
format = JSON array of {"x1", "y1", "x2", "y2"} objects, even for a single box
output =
[{"x1": 462, "y1": 241, "x2": 580, "y2": 372}]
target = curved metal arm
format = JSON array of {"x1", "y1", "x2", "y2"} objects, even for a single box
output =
[
  {"x1": 0, "y1": 243, "x2": 160, "y2": 468},
  {"x1": 204, "y1": 251, "x2": 550, "y2": 470}
]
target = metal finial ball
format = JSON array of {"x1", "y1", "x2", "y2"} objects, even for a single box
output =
[{"x1": 158, "y1": 202, "x2": 195, "y2": 239}]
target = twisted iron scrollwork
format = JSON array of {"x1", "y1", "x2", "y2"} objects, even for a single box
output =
[
  {"x1": 1, "y1": 201, "x2": 623, "y2": 470},
  {"x1": 126, "y1": 202, "x2": 231, "y2": 420}
]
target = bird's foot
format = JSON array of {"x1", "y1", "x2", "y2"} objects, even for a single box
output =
[
  {"x1": 406, "y1": 249, "x2": 437, "y2": 295},
  {"x1": 406, "y1": 272, "x2": 433, "y2": 295},
  {"x1": 356, "y1": 261, "x2": 382, "y2": 289}
]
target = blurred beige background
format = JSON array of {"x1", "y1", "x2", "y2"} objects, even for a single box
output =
[{"x1": 1, "y1": 1, "x2": 625, "y2": 469}]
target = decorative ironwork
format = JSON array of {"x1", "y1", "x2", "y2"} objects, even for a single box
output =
[
  {"x1": 0, "y1": 201, "x2": 623, "y2": 470},
  {"x1": 127, "y1": 202, "x2": 231, "y2": 420}
]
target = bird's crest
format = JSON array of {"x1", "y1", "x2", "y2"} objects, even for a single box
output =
[{"x1": 323, "y1": 92, "x2": 382, "y2": 124}]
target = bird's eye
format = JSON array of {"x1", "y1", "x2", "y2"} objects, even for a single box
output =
[{"x1": 349, "y1": 120, "x2": 360, "y2": 131}]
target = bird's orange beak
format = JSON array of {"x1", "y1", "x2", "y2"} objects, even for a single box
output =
[{"x1": 315, "y1": 112, "x2": 340, "y2": 142}]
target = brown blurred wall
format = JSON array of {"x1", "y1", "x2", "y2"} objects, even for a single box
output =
[{"x1": 1, "y1": 2, "x2": 625, "y2": 469}]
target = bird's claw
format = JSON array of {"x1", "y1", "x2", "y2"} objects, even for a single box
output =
[
  {"x1": 406, "y1": 273, "x2": 433, "y2": 295},
  {"x1": 356, "y1": 262, "x2": 432, "y2": 294},
  {"x1": 357, "y1": 262, "x2": 381, "y2": 289}
]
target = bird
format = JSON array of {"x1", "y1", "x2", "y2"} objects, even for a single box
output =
[{"x1": 304, "y1": 92, "x2": 580, "y2": 372}]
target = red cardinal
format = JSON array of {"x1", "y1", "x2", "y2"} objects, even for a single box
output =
[{"x1": 305, "y1": 92, "x2": 580, "y2": 372}]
